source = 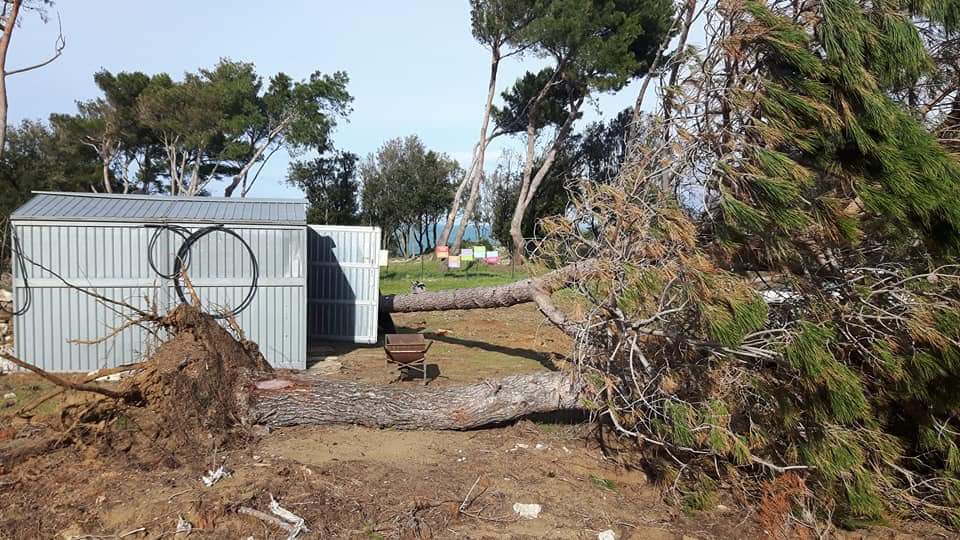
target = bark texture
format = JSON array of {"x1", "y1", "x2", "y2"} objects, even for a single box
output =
[
  {"x1": 380, "y1": 259, "x2": 597, "y2": 313},
  {"x1": 248, "y1": 371, "x2": 582, "y2": 430}
]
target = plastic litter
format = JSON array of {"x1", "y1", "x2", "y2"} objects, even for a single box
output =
[
  {"x1": 512, "y1": 503, "x2": 542, "y2": 519},
  {"x1": 201, "y1": 465, "x2": 231, "y2": 487},
  {"x1": 175, "y1": 514, "x2": 193, "y2": 534}
]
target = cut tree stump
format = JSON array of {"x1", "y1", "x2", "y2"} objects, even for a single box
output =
[{"x1": 247, "y1": 371, "x2": 582, "y2": 430}]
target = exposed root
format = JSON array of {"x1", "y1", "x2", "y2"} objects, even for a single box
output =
[{"x1": 117, "y1": 304, "x2": 272, "y2": 447}]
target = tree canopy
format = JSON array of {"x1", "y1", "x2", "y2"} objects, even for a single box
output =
[
  {"x1": 492, "y1": 0, "x2": 674, "y2": 257},
  {"x1": 288, "y1": 150, "x2": 361, "y2": 225},
  {"x1": 49, "y1": 59, "x2": 352, "y2": 197},
  {"x1": 360, "y1": 136, "x2": 460, "y2": 255}
]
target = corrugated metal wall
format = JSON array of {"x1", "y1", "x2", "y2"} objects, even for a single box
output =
[
  {"x1": 307, "y1": 225, "x2": 381, "y2": 344},
  {"x1": 13, "y1": 222, "x2": 306, "y2": 371}
]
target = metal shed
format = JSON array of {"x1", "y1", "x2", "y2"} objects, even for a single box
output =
[
  {"x1": 307, "y1": 224, "x2": 382, "y2": 345},
  {"x1": 10, "y1": 192, "x2": 309, "y2": 371}
]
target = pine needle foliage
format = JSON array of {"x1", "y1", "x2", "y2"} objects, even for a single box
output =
[
  {"x1": 713, "y1": 0, "x2": 960, "y2": 261},
  {"x1": 536, "y1": 0, "x2": 960, "y2": 530}
]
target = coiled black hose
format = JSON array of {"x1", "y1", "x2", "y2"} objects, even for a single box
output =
[
  {"x1": 5, "y1": 225, "x2": 31, "y2": 316},
  {"x1": 146, "y1": 224, "x2": 193, "y2": 280},
  {"x1": 148, "y1": 224, "x2": 259, "y2": 320}
]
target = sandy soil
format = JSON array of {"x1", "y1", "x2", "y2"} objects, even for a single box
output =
[
  {"x1": 311, "y1": 304, "x2": 570, "y2": 386},
  {"x1": 0, "y1": 304, "x2": 954, "y2": 539},
  {"x1": 0, "y1": 418, "x2": 746, "y2": 539}
]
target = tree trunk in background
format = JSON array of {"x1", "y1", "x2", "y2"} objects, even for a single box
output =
[
  {"x1": 451, "y1": 167, "x2": 483, "y2": 254},
  {"x1": 248, "y1": 371, "x2": 582, "y2": 430},
  {"x1": 380, "y1": 259, "x2": 596, "y2": 313},
  {"x1": 414, "y1": 227, "x2": 424, "y2": 256},
  {"x1": 437, "y1": 145, "x2": 480, "y2": 249},
  {"x1": 509, "y1": 99, "x2": 583, "y2": 262},
  {"x1": 394, "y1": 228, "x2": 408, "y2": 257},
  {"x1": 449, "y1": 53, "x2": 501, "y2": 254},
  {"x1": 0, "y1": 0, "x2": 22, "y2": 160}
]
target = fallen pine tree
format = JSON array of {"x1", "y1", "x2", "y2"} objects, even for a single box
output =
[
  {"x1": 378, "y1": 259, "x2": 596, "y2": 314},
  {"x1": 0, "y1": 302, "x2": 584, "y2": 449},
  {"x1": 1, "y1": 254, "x2": 592, "y2": 471},
  {"x1": 249, "y1": 371, "x2": 581, "y2": 430}
]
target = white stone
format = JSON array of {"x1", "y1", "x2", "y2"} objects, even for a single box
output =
[
  {"x1": 512, "y1": 503, "x2": 542, "y2": 519},
  {"x1": 598, "y1": 530, "x2": 617, "y2": 540}
]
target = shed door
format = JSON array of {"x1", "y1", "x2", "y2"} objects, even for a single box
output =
[{"x1": 307, "y1": 225, "x2": 381, "y2": 344}]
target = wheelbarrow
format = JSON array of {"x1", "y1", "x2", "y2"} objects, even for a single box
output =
[{"x1": 384, "y1": 333, "x2": 433, "y2": 385}]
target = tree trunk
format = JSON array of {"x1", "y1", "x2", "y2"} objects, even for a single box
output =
[
  {"x1": 428, "y1": 219, "x2": 437, "y2": 252},
  {"x1": 437, "y1": 144, "x2": 480, "y2": 249},
  {"x1": 414, "y1": 217, "x2": 425, "y2": 256},
  {"x1": 510, "y1": 98, "x2": 583, "y2": 262},
  {"x1": 451, "y1": 167, "x2": 483, "y2": 254},
  {"x1": 100, "y1": 154, "x2": 113, "y2": 193},
  {"x1": 394, "y1": 227, "x2": 408, "y2": 257},
  {"x1": 449, "y1": 53, "x2": 501, "y2": 254},
  {"x1": 0, "y1": 0, "x2": 22, "y2": 161},
  {"x1": 380, "y1": 259, "x2": 596, "y2": 313},
  {"x1": 248, "y1": 371, "x2": 582, "y2": 430}
]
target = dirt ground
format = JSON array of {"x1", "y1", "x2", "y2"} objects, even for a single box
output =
[
  {"x1": 311, "y1": 304, "x2": 570, "y2": 385},
  {"x1": 0, "y1": 304, "x2": 954, "y2": 539}
]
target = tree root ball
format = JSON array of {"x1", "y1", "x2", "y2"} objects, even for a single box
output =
[{"x1": 121, "y1": 305, "x2": 272, "y2": 441}]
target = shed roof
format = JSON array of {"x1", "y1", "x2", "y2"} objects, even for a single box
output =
[{"x1": 11, "y1": 192, "x2": 307, "y2": 225}]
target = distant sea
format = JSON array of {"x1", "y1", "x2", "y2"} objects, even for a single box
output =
[{"x1": 404, "y1": 220, "x2": 494, "y2": 255}]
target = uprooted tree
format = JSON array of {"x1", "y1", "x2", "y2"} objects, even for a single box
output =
[
  {"x1": 384, "y1": 0, "x2": 960, "y2": 529},
  {"x1": 5, "y1": 0, "x2": 960, "y2": 533},
  {"x1": 519, "y1": 0, "x2": 960, "y2": 530}
]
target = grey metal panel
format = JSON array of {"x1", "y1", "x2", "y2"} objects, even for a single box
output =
[
  {"x1": 12, "y1": 192, "x2": 307, "y2": 225},
  {"x1": 14, "y1": 285, "x2": 162, "y2": 372},
  {"x1": 306, "y1": 225, "x2": 381, "y2": 344},
  {"x1": 11, "y1": 222, "x2": 307, "y2": 372}
]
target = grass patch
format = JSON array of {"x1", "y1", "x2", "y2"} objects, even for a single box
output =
[
  {"x1": 379, "y1": 257, "x2": 530, "y2": 296},
  {"x1": 590, "y1": 475, "x2": 619, "y2": 493},
  {"x1": 0, "y1": 379, "x2": 51, "y2": 417}
]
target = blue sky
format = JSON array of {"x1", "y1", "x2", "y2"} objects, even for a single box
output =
[{"x1": 7, "y1": 0, "x2": 646, "y2": 198}]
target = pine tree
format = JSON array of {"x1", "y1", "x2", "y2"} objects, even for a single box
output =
[{"x1": 537, "y1": 0, "x2": 960, "y2": 528}]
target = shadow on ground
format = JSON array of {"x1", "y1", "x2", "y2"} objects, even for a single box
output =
[{"x1": 406, "y1": 327, "x2": 560, "y2": 371}]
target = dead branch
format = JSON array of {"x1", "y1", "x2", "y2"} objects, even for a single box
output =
[
  {"x1": 16, "y1": 362, "x2": 144, "y2": 417},
  {"x1": 237, "y1": 506, "x2": 297, "y2": 535},
  {"x1": 0, "y1": 351, "x2": 131, "y2": 400},
  {"x1": 4, "y1": 11, "x2": 64, "y2": 76}
]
